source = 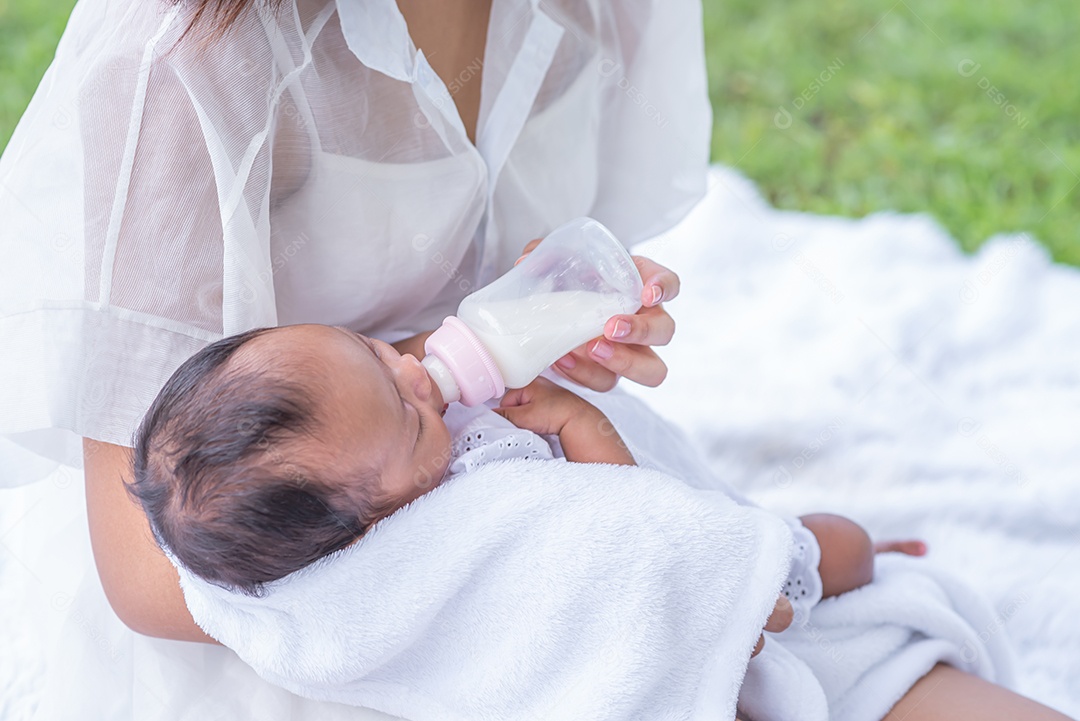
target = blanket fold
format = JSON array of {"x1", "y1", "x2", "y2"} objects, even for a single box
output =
[{"x1": 174, "y1": 459, "x2": 795, "y2": 721}]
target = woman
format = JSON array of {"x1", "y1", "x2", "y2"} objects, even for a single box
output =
[{"x1": 0, "y1": 0, "x2": 1069, "y2": 718}]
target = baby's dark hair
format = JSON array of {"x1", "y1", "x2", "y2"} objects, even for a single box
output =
[{"x1": 128, "y1": 327, "x2": 393, "y2": 596}]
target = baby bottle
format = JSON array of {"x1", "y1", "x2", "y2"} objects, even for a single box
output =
[{"x1": 422, "y1": 217, "x2": 644, "y2": 406}]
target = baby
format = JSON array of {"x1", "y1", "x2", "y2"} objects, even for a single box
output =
[{"x1": 129, "y1": 323, "x2": 913, "y2": 628}]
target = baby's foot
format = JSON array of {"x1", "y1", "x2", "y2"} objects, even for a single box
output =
[{"x1": 873, "y1": 539, "x2": 927, "y2": 556}]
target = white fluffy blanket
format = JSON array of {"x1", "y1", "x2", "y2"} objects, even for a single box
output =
[
  {"x1": 623, "y1": 167, "x2": 1080, "y2": 716},
  {"x1": 172, "y1": 460, "x2": 794, "y2": 721},
  {"x1": 2, "y1": 166, "x2": 1078, "y2": 719},
  {"x1": 170, "y1": 446, "x2": 1014, "y2": 721}
]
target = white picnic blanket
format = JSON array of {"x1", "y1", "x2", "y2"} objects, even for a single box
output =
[{"x1": 2, "y1": 165, "x2": 1077, "y2": 718}]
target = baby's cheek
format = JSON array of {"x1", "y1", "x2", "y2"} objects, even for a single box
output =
[{"x1": 411, "y1": 440, "x2": 453, "y2": 495}]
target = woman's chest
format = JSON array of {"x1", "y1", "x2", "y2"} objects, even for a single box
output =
[
  {"x1": 267, "y1": 149, "x2": 489, "y2": 336},
  {"x1": 264, "y1": 1, "x2": 604, "y2": 336},
  {"x1": 395, "y1": 0, "x2": 493, "y2": 145}
]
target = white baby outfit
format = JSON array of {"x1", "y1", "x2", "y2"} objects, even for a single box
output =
[
  {"x1": 440, "y1": 402, "x2": 825, "y2": 621},
  {"x1": 784, "y1": 520, "x2": 825, "y2": 622},
  {"x1": 443, "y1": 404, "x2": 559, "y2": 476}
]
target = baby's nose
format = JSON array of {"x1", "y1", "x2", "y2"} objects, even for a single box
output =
[{"x1": 397, "y1": 354, "x2": 432, "y2": 402}]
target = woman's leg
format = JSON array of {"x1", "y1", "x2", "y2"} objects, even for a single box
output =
[
  {"x1": 885, "y1": 664, "x2": 1075, "y2": 721},
  {"x1": 796, "y1": 520, "x2": 1071, "y2": 720}
]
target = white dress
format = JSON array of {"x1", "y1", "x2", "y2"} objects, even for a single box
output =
[
  {"x1": 0, "y1": 0, "x2": 710, "y2": 476},
  {"x1": 0, "y1": 0, "x2": 711, "y2": 718}
]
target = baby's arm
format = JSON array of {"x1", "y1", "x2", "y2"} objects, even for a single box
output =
[{"x1": 495, "y1": 378, "x2": 636, "y2": 466}]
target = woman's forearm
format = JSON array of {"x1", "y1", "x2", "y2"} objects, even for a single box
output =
[
  {"x1": 83, "y1": 438, "x2": 219, "y2": 644},
  {"x1": 391, "y1": 330, "x2": 434, "y2": 360}
]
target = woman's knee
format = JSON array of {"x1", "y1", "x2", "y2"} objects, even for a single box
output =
[{"x1": 885, "y1": 664, "x2": 1076, "y2": 721}]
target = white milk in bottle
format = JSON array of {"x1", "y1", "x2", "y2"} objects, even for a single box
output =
[
  {"x1": 458, "y1": 290, "x2": 637, "y2": 388},
  {"x1": 422, "y1": 217, "x2": 644, "y2": 406}
]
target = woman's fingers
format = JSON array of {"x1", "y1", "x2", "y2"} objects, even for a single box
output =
[
  {"x1": 603, "y1": 304, "x2": 675, "y2": 347},
  {"x1": 552, "y1": 341, "x2": 670, "y2": 391},
  {"x1": 514, "y1": 237, "x2": 544, "y2": 265},
  {"x1": 586, "y1": 340, "x2": 668, "y2": 387},
  {"x1": 874, "y1": 539, "x2": 928, "y2": 556},
  {"x1": 634, "y1": 256, "x2": 681, "y2": 307},
  {"x1": 552, "y1": 349, "x2": 621, "y2": 392}
]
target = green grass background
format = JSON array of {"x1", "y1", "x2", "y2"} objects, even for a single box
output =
[{"x1": 2, "y1": 0, "x2": 1077, "y2": 265}]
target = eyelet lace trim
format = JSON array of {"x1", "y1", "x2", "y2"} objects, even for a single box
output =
[{"x1": 450, "y1": 424, "x2": 553, "y2": 475}]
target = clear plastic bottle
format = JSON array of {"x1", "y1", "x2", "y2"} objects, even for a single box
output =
[{"x1": 422, "y1": 217, "x2": 644, "y2": 406}]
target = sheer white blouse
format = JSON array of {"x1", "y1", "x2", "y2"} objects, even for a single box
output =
[{"x1": 0, "y1": 0, "x2": 710, "y2": 481}]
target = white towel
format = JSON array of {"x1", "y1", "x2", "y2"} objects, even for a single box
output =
[
  {"x1": 567, "y1": 387, "x2": 1017, "y2": 721},
  {"x1": 779, "y1": 552, "x2": 1016, "y2": 721},
  {"x1": 173, "y1": 459, "x2": 796, "y2": 721}
]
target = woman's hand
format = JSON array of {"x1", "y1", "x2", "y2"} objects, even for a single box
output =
[{"x1": 516, "y1": 238, "x2": 680, "y2": 392}]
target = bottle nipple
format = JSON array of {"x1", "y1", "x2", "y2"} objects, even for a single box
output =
[
  {"x1": 422, "y1": 317, "x2": 505, "y2": 407},
  {"x1": 421, "y1": 355, "x2": 461, "y2": 405}
]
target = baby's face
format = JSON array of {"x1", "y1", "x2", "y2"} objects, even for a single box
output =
[{"x1": 236, "y1": 324, "x2": 453, "y2": 516}]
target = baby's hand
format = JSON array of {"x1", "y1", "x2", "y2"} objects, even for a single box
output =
[
  {"x1": 494, "y1": 377, "x2": 596, "y2": 436},
  {"x1": 499, "y1": 378, "x2": 636, "y2": 466},
  {"x1": 751, "y1": 595, "x2": 794, "y2": 657}
]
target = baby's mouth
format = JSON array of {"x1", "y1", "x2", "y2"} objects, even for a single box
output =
[{"x1": 427, "y1": 368, "x2": 445, "y2": 411}]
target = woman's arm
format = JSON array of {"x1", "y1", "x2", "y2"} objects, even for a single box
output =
[
  {"x1": 83, "y1": 438, "x2": 219, "y2": 644},
  {"x1": 391, "y1": 331, "x2": 434, "y2": 360}
]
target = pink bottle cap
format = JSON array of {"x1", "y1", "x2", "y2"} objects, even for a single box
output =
[{"x1": 423, "y1": 316, "x2": 505, "y2": 407}]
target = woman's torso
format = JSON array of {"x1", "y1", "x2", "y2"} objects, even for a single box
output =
[{"x1": 263, "y1": 0, "x2": 605, "y2": 339}]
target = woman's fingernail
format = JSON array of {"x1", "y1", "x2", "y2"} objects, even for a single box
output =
[
  {"x1": 591, "y1": 340, "x2": 614, "y2": 360},
  {"x1": 649, "y1": 285, "x2": 663, "y2": 306},
  {"x1": 610, "y1": 319, "x2": 630, "y2": 339},
  {"x1": 556, "y1": 355, "x2": 576, "y2": 370}
]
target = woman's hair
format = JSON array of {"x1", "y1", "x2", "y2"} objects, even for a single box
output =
[
  {"x1": 128, "y1": 327, "x2": 392, "y2": 597},
  {"x1": 169, "y1": 0, "x2": 285, "y2": 41}
]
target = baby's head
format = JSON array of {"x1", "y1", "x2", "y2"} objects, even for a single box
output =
[{"x1": 129, "y1": 324, "x2": 451, "y2": 595}]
